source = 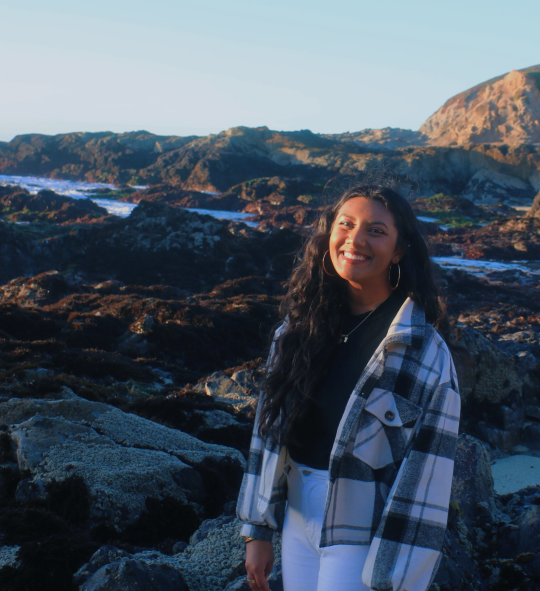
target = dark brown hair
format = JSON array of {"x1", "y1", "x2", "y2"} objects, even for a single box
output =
[{"x1": 257, "y1": 184, "x2": 463, "y2": 444}]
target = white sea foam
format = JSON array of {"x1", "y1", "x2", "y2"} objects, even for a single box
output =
[
  {"x1": 0, "y1": 174, "x2": 257, "y2": 224},
  {"x1": 185, "y1": 207, "x2": 257, "y2": 227},
  {"x1": 0, "y1": 174, "x2": 116, "y2": 197},
  {"x1": 91, "y1": 198, "x2": 137, "y2": 217},
  {"x1": 416, "y1": 215, "x2": 451, "y2": 231},
  {"x1": 0, "y1": 174, "x2": 128, "y2": 216},
  {"x1": 432, "y1": 256, "x2": 540, "y2": 278}
]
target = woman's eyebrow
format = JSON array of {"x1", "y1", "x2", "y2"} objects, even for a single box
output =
[{"x1": 339, "y1": 214, "x2": 388, "y2": 229}]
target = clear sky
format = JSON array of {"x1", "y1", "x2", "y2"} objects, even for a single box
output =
[{"x1": 1, "y1": 0, "x2": 539, "y2": 141}]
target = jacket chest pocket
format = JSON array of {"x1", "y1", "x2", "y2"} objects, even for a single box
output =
[{"x1": 352, "y1": 388, "x2": 423, "y2": 470}]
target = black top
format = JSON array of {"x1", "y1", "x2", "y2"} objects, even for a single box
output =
[{"x1": 287, "y1": 289, "x2": 408, "y2": 470}]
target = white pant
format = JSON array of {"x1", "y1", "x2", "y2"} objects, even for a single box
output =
[{"x1": 282, "y1": 456, "x2": 371, "y2": 591}]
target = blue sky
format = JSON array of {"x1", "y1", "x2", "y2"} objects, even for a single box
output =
[{"x1": 1, "y1": 0, "x2": 539, "y2": 141}]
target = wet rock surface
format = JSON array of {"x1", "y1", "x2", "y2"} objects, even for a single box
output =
[{"x1": 0, "y1": 186, "x2": 113, "y2": 225}]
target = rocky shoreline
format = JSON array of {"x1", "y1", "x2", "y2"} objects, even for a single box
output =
[{"x1": 0, "y1": 167, "x2": 538, "y2": 590}]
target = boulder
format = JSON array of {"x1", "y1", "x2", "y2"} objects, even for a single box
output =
[
  {"x1": 432, "y1": 434, "x2": 510, "y2": 590},
  {"x1": 455, "y1": 324, "x2": 522, "y2": 405},
  {"x1": 80, "y1": 558, "x2": 188, "y2": 591},
  {"x1": 450, "y1": 434, "x2": 498, "y2": 524},
  {"x1": 193, "y1": 371, "x2": 260, "y2": 420},
  {"x1": 0, "y1": 396, "x2": 245, "y2": 531},
  {"x1": 130, "y1": 517, "x2": 280, "y2": 591},
  {"x1": 461, "y1": 170, "x2": 536, "y2": 207}
]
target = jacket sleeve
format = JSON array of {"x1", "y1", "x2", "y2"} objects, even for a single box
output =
[
  {"x1": 236, "y1": 321, "x2": 287, "y2": 543},
  {"x1": 362, "y1": 346, "x2": 461, "y2": 591}
]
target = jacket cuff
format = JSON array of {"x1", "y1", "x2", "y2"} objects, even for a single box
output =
[{"x1": 240, "y1": 522, "x2": 276, "y2": 543}]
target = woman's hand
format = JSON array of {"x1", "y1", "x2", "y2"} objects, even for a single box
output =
[{"x1": 245, "y1": 539, "x2": 274, "y2": 591}]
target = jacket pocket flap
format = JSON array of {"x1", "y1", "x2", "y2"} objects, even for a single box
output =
[
  {"x1": 393, "y1": 392, "x2": 423, "y2": 427},
  {"x1": 364, "y1": 388, "x2": 422, "y2": 428}
]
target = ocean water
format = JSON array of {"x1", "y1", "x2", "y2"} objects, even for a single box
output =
[
  {"x1": 0, "y1": 174, "x2": 137, "y2": 217},
  {"x1": 0, "y1": 174, "x2": 256, "y2": 225}
]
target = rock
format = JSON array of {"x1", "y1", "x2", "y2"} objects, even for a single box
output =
[
  {"x1": 0, "y1": 545, "x2": 21, "y2": 570},
  {"x1": 0, "y1": 270, "x2": 85, "y2": 308},
  {"x1": 14, "y1": 476, "x2": 47, "y2": 503},
  {"x1": 527, "y1": 189, "x2": 540, "y2": 218},
  {"x1": 0, "y1": 186, "x2": 111, "y2": 224},
  {"x1": 202, "y1": 372, "x2": 259, "y2": 418},
  {"x1": 75, "y1": 516, "x2": 281, "y2": 591},
  {"x1": 22, "y1": 367, "x2": 54, "y2": 381},
  {"x1": 172, "y1": 541, "x2": 188, "y2": 554},
  {"x1": 525, "y1": 405, "x2": 540, "y2": 421},
  {"x1": 420, "y1": 66, "x2": 540, "y2": 146},
  {"x1": 74, "y1": 545, "x2": 131, "y2": 587},
  {"x1": 455, "y1": 324, "x2": 522, "y2": 405},
  {"x1": 80, "y1": 558, "x2": 188, "y2": 591},
  {"x1": 131, "y1": 518, "x2": 268, "y2": 591},
  {"x1": 522, "y1": 424, "x2": 540, "y2": 449},
  {"x1": 231, "y1": 369, "x2": 264, "y2": 393},
  {"x1": 188, "y1": 514, "x2": 236, "y2": 546},
  {"x1": 450, "y1": 434, "x2": 498, "y2": 525},
  {"x1": 1, "y1": 397, "x2": 245, "y2": 531},
  {"x1": 461, "y1": 169, "x2": 536, "y2": 207},
  {"x1": 325, "y1": 127, "x2": 428, "y2": 149}
]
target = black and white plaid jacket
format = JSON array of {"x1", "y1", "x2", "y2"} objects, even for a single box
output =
[{"x1": 236, "y1": 296, "x2": 461, "y2": 591}]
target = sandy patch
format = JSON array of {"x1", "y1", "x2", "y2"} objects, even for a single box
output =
[{"x1": 491, "y1": 455, "x2": 540, "y2": 495}]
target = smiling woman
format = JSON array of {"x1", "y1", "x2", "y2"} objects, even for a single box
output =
[{"x1": 236, "y1": 184, "x2": 465, "y2": 591}]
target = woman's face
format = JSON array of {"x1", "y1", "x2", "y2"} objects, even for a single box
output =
[{"x1": 328, "y1": 196, "x2": 404, "y2": 290}]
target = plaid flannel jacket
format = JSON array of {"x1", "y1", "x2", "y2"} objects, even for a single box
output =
[{"x1": 236, "y1": 296, "x2": 461, "y2": 591}]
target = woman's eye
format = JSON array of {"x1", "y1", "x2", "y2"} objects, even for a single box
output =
[
  {"x1": 339, "y1": 221, "x2": 353, "y2": 228},
  {"x1": 369, "y1": 228, "x2": 384, "y2": 234}
]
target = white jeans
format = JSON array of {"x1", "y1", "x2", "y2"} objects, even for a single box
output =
[{"x1": 282, "y1": 456, "x2": 371, "y2": 591}]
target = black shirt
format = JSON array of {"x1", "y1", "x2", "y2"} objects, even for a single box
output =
[{"x1": 287, "y1": 289, "x2": 408, "y2": 470}]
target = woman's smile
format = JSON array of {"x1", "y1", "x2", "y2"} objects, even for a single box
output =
[{"x1": 340, "y1": 250, "x2": 371, "y2": 263}]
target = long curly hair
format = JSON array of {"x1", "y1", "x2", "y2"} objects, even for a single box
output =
[{"x1": 257, "y1": 184, "x2": 462, "y2": 444}]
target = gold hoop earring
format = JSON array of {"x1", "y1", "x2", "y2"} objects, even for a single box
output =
[
  {"x1": 389, "y1": 262, "x2": 400, "y2": 290},
  {"x1": 322, "y1": 250, "x2": 338, "y2": 277}
]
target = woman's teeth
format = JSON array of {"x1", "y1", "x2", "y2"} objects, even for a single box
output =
[{"x1": 343, "y1": 252, "x2": 369, "y2": 261}]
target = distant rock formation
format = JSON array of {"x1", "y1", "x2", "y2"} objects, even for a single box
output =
[
  {"x1": 528, "y1": 189, "x2": 540, "y2": 218},
  {"x1": 420, "y1": 65, "x2": 540, "y2": 145},
  {"x1": 324, "y1": 127, "x2": 428, "y2": 149}
]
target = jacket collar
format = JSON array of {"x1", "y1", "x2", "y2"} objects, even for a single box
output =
[{"x1": 381, "y1": 296, "x2": 427, "y2": 351}]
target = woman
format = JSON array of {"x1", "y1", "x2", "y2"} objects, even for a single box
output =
[{"x1": 236, "y1": 185, "x2": 462, "y2": 591}]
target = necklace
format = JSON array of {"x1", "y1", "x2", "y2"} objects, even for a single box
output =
[{"x1": 339, "y1": 293, "x2": 392, "y2": 344}]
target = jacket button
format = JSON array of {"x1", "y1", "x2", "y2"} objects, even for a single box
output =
[{"x1": 385, "y1": 410, "x2": 395, "y2": 421}]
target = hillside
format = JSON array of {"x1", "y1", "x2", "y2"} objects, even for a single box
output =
[
  {"x1": 1, "y1": 127, "x2": 540, "y2": 206},
  {"x1": 420, "y1": 64, "x2": 540, "y2": 145}
]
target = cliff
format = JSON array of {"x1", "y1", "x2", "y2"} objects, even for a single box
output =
[{"x1": 420, "y1": 65, "x2": 540, "y2": 146}]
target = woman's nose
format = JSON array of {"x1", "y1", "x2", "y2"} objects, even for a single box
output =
[{"x1": 346, "y1": 227, "x2": 366, "y2": 245}]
